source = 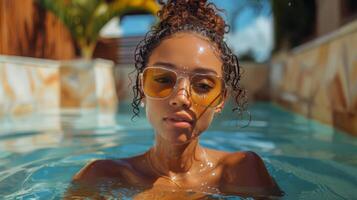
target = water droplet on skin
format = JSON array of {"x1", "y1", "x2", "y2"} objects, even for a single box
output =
[
  {"x1": 211, "y1": 172, "x2": 216, "y2": 176},
  {"x1": 207, "y1": 162, "x2": 213, "y2": 168},
  {"x1": 198, "y1": 46, "x2": 205, "y2": 54}
]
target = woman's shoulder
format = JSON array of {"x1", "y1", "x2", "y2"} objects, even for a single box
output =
[
  {"x1": 221, "y1": 151, "x2": 264, "y2": 166},
  {"x1": 218, "y1": 151, "x2": 283, "y2": 196},
  {"x1": 205, "y1": 149, "x2": 269, "y2": 178},
  {"x1": 72, "y1": 155, "x2": 146, "y2": 184},
  {"x1": 205, "y1": 148, "x2": 261, "y2": 164},
  {"x1": 72, "y1": 159, "x2": 125, "y2": 183},
  {"x1": 219, "y1": 151, "x2": 273, "y2": 185}
]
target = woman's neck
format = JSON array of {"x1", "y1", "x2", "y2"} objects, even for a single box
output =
[{"x1": 148, "y1": 134, "x2": 209, "y2": 178}]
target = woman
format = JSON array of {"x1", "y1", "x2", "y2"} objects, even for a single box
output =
[{"x1": 68, "y1": 0, "x2": 283, "y2": 198}]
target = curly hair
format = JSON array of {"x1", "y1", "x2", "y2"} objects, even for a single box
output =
[{"x1": 131, "y1": 0, "x2": 247, "y2": 118}]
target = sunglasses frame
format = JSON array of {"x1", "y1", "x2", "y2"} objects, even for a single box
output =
[{"x1": 139, "y1": 66, "x2": 227, "y2": 108}]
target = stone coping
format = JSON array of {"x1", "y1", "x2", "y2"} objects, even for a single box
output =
[
  {"x1": 0, "y1": 55, "x2": 114, "y2": 68},
  {"x1": 0, "y1": 55, "x2": 118, "y2": 118}
]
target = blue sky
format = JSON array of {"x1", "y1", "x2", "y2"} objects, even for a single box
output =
[
  {"x1": 214, "y1": 0, "x2": 272, "y2": 30},
  {"x1": 101, "y1": 0, "x2": 273, "y2": 62}
]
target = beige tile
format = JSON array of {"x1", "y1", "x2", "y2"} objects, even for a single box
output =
[
  {"x1": 94, "y1": 59, "x2": 118, "y2": 112},
  {"x1": 333, "y1": 110, "x2": 357, "y2": 136},
  {"x1": 311, "y1": 104, "x2": 333, "y2": 125}
]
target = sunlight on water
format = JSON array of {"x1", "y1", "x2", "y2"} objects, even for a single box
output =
[{"x1": 0, "y1": 102, "x2": 357, "y2": 199}]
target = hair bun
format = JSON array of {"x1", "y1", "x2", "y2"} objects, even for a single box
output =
[{"x1": 157, "y1": 0, "x2": 228, "y2": 37}]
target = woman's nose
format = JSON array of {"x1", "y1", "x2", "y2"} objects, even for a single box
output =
[{"x1": 169, "y1": 78, "x2": 191, "y2": 108}]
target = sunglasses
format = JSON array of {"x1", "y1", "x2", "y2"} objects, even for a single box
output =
[{"x1": 140, "y1": 67, "x2": 226, "y2": 107}]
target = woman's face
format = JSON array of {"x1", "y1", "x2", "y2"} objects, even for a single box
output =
[{"x1": 143, "y1": 32, "x2": 225, "y2": 144}]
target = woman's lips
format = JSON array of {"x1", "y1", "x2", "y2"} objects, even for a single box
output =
[
  {"x1": 165, "y1": 118, "x2": 192, "y2": 128},
  {"x1": 163, "y1": 114, "x2": 193, "y2": 128}
]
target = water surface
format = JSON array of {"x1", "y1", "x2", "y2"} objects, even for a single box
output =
[{"x1": 0, "y1": 102, "x2": 356, "y2": 199}]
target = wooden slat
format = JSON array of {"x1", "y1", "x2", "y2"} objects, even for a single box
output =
[{"x1": 93, "y1": 36, "x2": 144, "y2": 66}]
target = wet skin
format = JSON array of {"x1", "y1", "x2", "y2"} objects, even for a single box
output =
[{"x1": 66, "y1": 33, "x2": 283, "y2": 199}]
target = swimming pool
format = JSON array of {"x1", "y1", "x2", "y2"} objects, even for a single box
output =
[{"x1": 0, "y1": 102, "x2": 356, "y2": 199}]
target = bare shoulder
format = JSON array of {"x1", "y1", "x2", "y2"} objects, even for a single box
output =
[
  {"x1": 65, "y1": 156, "x2": 148, "y2": 199},
  {"x1": 220, "y1": 151, "x2": 274, "y2": 186},
  {"x1": 73, "y1": 159, "x2": 127, "y2": 183},
  {"x1": 204, "y1": 148, "x2": 259, "y2": 165},
  {"x1": 65, "y1": 160, "x2": 124, "y2": 199},
  {"x1": 219, "y1": 151, "x2": 284, "y2": 196},
  {"x1": 73, "y1": 154, "x2": 146, "y2": 184},
  {"x1": 221, "y1": 151, "x2": 266, "y2": 167}
]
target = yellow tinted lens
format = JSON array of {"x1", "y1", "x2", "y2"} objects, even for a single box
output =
[
  {"x1": 191, "y1": 75, "x2": 223, "y2": 107},
  {"x1": 143, "y1": 68, "x2": 176, "y2": 98}
]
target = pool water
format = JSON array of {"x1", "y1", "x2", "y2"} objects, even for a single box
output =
[{"x1": 0, "y1": 102, "x2": 356, "y2": 199}]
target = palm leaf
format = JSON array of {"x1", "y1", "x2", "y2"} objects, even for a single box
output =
[{"x1": 37, "y1": 0, "x2": 159, "y2": 59}]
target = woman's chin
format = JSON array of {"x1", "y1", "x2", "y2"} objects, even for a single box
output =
[{"x1": 160, "y1": 132, "x2": 197, "y2": 144}]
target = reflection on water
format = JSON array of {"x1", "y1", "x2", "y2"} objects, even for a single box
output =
[{"x1": 0, "y1": 102, "x2": 357, "y2": 199}]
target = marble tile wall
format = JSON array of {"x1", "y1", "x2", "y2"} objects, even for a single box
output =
[
  {"x1": 0, "y1": 57, "x2": 60, "y2": 118},
  {"x1": 271, "y1": 21, "x2": 357, "y2": 135},
  {"x1": 0, "y1": 56, "x2": 118, "y2": 132}
]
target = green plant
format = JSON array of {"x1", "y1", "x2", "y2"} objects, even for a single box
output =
[{"x1": 37, "y1": 0, "x2": 159, "y2": 60}]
